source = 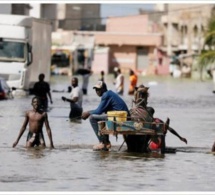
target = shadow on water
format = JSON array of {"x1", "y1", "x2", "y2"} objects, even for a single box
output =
[{"x1": 176, "y1": 146, "x2": 212, "y2": 154}]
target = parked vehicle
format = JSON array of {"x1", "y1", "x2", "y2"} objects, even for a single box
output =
[
  {"x1": 0, "y1": 77, "x2": 12, "y2": 100},
  {"x1": 0, "y1": 14, "x2": 52, "y2": 96}
]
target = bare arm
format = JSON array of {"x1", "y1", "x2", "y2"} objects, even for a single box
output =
[
  {"x1": 44, "y1": 113, "x2": 54, "y2": 148},
  {"x1": 13, "y1": 112, "x2": 29, "y2": 147},
  {"x1": 168, "y1": 126, "x2": 187, "y2": 144},
  {"x1": 62, "y1": 96, "x2": 78, "y2": 103},
  {"x1": 48, "y1": 91, "x2": 53, "y2": 104},
  {"x1": 81, "y1": 111, "x2": 91, "y2": 120}
]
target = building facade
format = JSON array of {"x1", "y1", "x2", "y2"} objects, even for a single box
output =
[
  {"x1": 93, "y1": 14, "x2": 165, "y2": 75},
  {"x1": 0, "y1": 3, "x2": 101, "y2": 32},
  {"x1": 160, "y1": 4, "x2": 214, "y2": 67}
]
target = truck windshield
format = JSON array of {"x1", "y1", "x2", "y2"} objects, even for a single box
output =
[{"x1": 0, "y1": 41, "x2": 25, "y2": 62}]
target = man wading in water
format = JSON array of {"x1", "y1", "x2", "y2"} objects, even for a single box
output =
[
  {"x1": 12, "y1": 96, "x2": 54, "y2": 148},
  {"x1": 61, "y1": 77, "x2": 83, "y2": 121},
  {"x1": 33, "y1": 73, "x2": 53, "y2": 111}
]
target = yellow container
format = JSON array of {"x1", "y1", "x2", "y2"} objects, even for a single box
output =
[{"x1": 107, "y1": 111, "x2": 127, "y2": 122}]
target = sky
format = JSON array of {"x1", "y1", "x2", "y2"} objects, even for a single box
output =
[
  {"x1": 100, "y1": 3, "x2": 155, "y2": 24},
  {"x1": 101, "y1": 3, "x2": 155, "y2": 18},
  {"x1": 22, "y1": 2, "x2": 155, "y2": 23}
]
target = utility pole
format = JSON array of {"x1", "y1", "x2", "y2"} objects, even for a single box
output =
[
  {"x1": 167, "y1": 4, "x2": 172, "y2": 57},
  {"x1": 198, "y1": 11, "x2": 202, "y2": 55},
  {"x1": 197, "y1": 10, "x2": 204, "y2": 81},
  {"x1": 186, "y1": 11, "x2": 192, "y2": 56}
]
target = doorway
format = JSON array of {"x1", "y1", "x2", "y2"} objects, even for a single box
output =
[{"x1": 136, "y1": 47, "x2": 149, "y2": 70}]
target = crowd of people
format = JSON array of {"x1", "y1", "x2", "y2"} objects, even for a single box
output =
[{"x1": 12, "y1": 69, "x2": 215, "y2": 153}]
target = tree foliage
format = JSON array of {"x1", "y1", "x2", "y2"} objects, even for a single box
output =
[{"x1": 199, "y1": 7, "x2": 215, "y2": 69}]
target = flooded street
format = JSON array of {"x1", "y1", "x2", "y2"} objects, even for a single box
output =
[{"x1": 1, "y1": 74, "x2": 215, "y2": 192}]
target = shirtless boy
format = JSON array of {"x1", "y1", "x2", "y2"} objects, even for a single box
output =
[{"x1": 13, "y1": 96, "x2": 54, "y2": 148}]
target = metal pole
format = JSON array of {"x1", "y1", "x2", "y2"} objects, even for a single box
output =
[{"x1": 167, "y1": 4, "x2": 172, "y2": 57}]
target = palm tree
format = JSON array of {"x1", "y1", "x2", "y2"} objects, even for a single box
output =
[{"x1": 198, "y1": 7, "x2": 215, "y2": 80}]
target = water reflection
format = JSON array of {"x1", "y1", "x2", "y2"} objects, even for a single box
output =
[{"x1": 25, "y1": 147, "x2": 47, "y2": 159}]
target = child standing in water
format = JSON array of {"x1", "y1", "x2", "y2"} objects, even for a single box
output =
[{"x1": 13, "y1": 96, "x2": 54, "y2": 148}]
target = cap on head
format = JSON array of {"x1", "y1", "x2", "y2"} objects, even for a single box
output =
[{"x1": 93, "y1": 81, "x2": 107, "y2": 90}]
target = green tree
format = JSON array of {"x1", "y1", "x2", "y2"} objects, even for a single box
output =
[{"x1": 198, "y1": 7, "x2": 215, "y2": 80}]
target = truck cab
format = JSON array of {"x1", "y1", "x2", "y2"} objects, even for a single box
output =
[{"x1": 0, "y1": 14, "x2": 51, "y2": 95}]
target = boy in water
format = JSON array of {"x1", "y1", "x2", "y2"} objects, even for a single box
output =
[
  {"x1": 147, "y1": 107, "x2": 187, "y2": 151},
  {"x1": 12, "y1": 96, "x2": 54, "y2": 148}
]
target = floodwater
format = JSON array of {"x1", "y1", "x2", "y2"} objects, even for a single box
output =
[{"x1": 1, "y1": 74, "x2": 215, "y2": 193}]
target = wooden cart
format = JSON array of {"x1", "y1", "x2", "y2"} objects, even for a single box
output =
[{"x1": 98, "y1": 120, "x2": 166, "y2": 154}]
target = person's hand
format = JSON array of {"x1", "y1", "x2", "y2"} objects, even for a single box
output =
[
  {"x1": 50, "y1": 100, "x2": 53, "y2": 104},
  {"x1": 82, "y1": 111, "x2": 90, "y2": 120},
  {"x1": 62, "y1": 96, "x2": 67, "y2": 101},
  {"x1": 12, "y1": 141, "x2": 18, "y2": 148},
  {"x1": 181, "y1": 137, "x2": 187, "y2": 144}
]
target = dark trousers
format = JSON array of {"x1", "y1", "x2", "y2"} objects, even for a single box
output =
[{"x1": 69, "y1": 103, "x2": 83, "y2": 119}]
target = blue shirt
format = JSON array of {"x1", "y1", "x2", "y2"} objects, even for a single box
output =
[{"x1": 90, "y1": 90, "x2": 129, "y2": 115}]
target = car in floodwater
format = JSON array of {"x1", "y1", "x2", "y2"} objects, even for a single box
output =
[{"x1": 0, "y1": 77, "x2": 13, "y2": 100}]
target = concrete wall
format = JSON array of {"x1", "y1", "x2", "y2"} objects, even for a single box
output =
[
  {"x1": 106, "y1": 15, "x2": 149, "y2": 33},
  {"x1": 109, "y1": 45, "x2": 136, "y2": 73},
  {"x1": 92, "y1": 47, "x2": 109, "y2": 74},
  {"x1": 61, "y1": 4, "x2": 100, "y2": 30}
]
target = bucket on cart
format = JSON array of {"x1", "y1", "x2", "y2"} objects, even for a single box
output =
[{"x1": 107, "y1": 111, "x2": 127, "y2": 122}]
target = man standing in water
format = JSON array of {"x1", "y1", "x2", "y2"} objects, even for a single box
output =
[
  {"x1": 62, "y1": 77, "x2": 83, "y2": 120},
  {"x1": 12, "y1": 96, "x2": 54, "y2": 148},
  {"x1": 33, "y1": 73, "x2": 53, "y2": 111},
  {"x1": 81, "y1": 81, "x2": 129, "y2": 151}
]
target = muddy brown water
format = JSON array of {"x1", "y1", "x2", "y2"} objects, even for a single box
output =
[{"x1": 0, "y1": 74, "x2": 215, "y2": 192}]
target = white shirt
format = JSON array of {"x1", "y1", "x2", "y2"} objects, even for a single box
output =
[
  {"x1": 69, "y1": 86, "x2": 83, "y2": 107},
  {"x1": 115, "y1": 73, "x2": 124, "y2": 93}
]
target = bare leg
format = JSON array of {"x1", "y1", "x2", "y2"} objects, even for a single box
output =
[
  {"x1": 26, "y1": 141, "x2": 34, "y2": 148},
  {"x1": 38, "y1": 143, "x2": 46, "y2": 148},
  {"x1": 164, "y1": 117, "x2": 170, "y2": 134}
]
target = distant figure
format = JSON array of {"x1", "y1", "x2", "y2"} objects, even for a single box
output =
[
  {"x1": 114, "y1": 68, "x2": 124, "y2": 95},
  {"x1": 113, "y1": 67, "x2": 119, "y2": 79},
  {"x1": 12, "y1": 96, "x2": 54, "y2": 148},
  {"x1": 212, "y1": 142, "x2": 215, "y2": 152},
  {"x1": 33, "y1": 73, "x2": 53, "y2": 111},
  {"x1": 62, "y1": 77, "x2": 83, "y2": 120},
  {"x1": 75, "y1": 67, "x2": 92, "y2": 95},
  {"x1": 100, "y1": 70, "x2": 105, "y2": 82},
  {"x1": 128, "y1": 69, "x2": 138, "y2": 95},
  {"x1": 82, "y1": 72, "x2": 91, "y2": 95}
]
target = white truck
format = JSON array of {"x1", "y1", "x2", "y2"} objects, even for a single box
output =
[{"x1": 0, "y1": 14, "x2": 52, "y2": 95}]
